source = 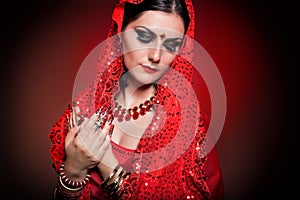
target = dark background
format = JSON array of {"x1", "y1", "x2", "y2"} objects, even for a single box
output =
[{"x1": 1, "y1": 0, "x2": 298, "y2": 199}]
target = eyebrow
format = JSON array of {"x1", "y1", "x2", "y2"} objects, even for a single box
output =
[
  {"x1": 164, "y1": 37, "x2": 183, "y2": 42},
  {"x1": 134, "y1": 26, "x2": 183, "y2": 41},
  {"x1": 135, "y1": 26, "x2": 157, "y2": 38}
]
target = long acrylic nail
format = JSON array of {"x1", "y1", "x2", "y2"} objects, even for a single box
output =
[
  {"x1": 108, "y1": 124, "x2": 114, "y2": 137},
  {"x1": 100, "y1": 117, "x2": 108, "y2": 129},
  {"x1": 77, "y1": 117, "x2": 85, "y2": 126},
  {"x1": 107, "y1": 114, "x2": 114, "y2": 125},
  {"x1": 96, "y1": 106, "x2": 103, "y2": 116},
  {"x1": 100, "y1": 107, "x2": 108, "y2": 118}
]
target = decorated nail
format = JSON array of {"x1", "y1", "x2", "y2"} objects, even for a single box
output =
[
  {"x1": 108, "y1": 124, "x2": 114, "y2": 137},
  {"x1": 107, "y1": 114, "x2": 114, "y2": 125}
]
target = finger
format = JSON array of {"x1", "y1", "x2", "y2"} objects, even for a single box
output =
[
  {"x1": 83, "y1": 116, "x2": 109, "y2": 154},
  {"x1": 78, "y1": 113, "x2": 99, "y2": 140},
  {"x1": 78, "y1": 117, "x2": 88, "y2": 130},
  {"x1": 83, "y1": 117, "x2": 111, "y2": 154},
  {"x1": 98, "y1": 109, "x2": 110, "y2": 129},
  {"x1": 106, "y1": 114, "x2": 114, "y2": 129},
  {"x1": 95, "y1": 120, "x2": 111, "y2": 138},
  {"x1": 93, "y1": 121, "x2": 112, "y2": 145},
  {"x1": 68, "y1": 108, "x2": 74, "y2": 129},
  {"x1": 78, "y1": 107, "x2": 110, "y2": 143},
  {"x1": 65, "y1": 126, "x2": 79, "y2": 148},
  {"x1": 71, "y1": 106, "x2": 77, "y2": 127},
  {"x1": 74, "y1": 106, "x2": 85, "y2": 126},
  {"x1": 89, "y1": 130, "x2": 106, "y2": 156},
  {"x1": 83, "y1": 118, "x2": 106, "y2": 146},
  {"x1": 66, "y1": 114, "x2": 71, "y2": 130},
  {"x1": 95, "y1": 135, "x2": 111, "y2": 160},
  {"x1": 95, "y1": 114, "x2": 113, "y2": 136}
]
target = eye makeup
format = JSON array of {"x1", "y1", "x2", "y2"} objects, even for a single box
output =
[
  {"x1": 134, "y1": 26, "x2": 183, "y2": 52},
  {"x1": 163, "y1": 38, "x2": 183, "y2": 52},
  {"x1": 134, "y1": 26, "x2": 156, "y2": 43}
]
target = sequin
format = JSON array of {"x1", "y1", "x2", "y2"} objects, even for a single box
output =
[{"x1": 48, "y1": 0, "x2": 216, "y2": 199}]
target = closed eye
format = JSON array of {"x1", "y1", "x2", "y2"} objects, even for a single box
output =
[
  {"x1": 163, "y1": 38, "x2": 183, "y2": 53},
  {"x1": 134, "y1": 27, "x2": 156, "y2": 43}
]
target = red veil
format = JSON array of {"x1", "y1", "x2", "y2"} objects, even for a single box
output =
[{"x1": 48, "y1": 0, "x2": 224, "y2": 199}]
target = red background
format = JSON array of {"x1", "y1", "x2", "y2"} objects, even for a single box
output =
[{"x1": 1, "y1": 0, "x2": 297, "y2": 199}]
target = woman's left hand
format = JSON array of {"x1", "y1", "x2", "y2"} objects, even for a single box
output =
[{"x1": 96, "y1": 124, "x2": 120, "y2": 180}]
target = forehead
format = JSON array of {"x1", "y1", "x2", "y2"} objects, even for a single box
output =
[{"x1": 124, "y1": 10, "x2": 185, "y2": 36}]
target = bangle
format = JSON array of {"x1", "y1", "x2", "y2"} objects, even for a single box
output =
[
  {"x1": 51, "y1": 188, "x2": 57, "y2": 200},
  {"x1": 101, "y1": 166, "x2": 130, "y2": 199},
  {"x1": 58, "y1": 162, "x2": 91, "y2": 190},
  {"x1": 111, "y1": 169, "x2": 126, "y2": 192},
  {"x1": 59, "y1": 176, "x2": 83, "y2": 191},
  {"x1": 116, "y1": 173, "x2": 130, "y2": 198},
  {"x1": 113, "y1": 170, "x2": 129, "y2": 197},
  {"x1": 101, "y1": 164, "x2": 121, "y2": 187},
  {"x1": 56, "y1": 177, "x2": 84, "y2": 199}
]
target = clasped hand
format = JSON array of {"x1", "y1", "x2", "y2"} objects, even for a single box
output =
[{"x1": 64, "y1": 106, "x2": 113, "y2": 180}]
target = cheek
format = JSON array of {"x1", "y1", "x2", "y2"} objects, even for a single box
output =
[
  {"x1": 122, "y1": 32, "x2": 144, "y2": 53},
  {"x1": 161, "y1": 66, "x2": 170, "y2": 74},
  {"x1": 123, "y1": 50, "x2": 144, "y2": 69},
  {"x1": 161, "y1": 53, "x2": 177, "y2": 66}
]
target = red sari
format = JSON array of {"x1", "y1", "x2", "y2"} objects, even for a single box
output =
[{"x1": 48, "y1": 0, "x2": 224, "y2": 199}]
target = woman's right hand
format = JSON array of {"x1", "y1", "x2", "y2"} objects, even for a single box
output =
[{"x1": 63, "y1": 107, "x2": 112, "y2": 181}]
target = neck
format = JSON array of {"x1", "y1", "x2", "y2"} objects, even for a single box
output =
[{"x1": 117, "y1": 74, "x2": 156, "y2": 108}]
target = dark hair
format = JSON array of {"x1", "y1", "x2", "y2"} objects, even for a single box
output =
[{"x1": 122, "y1": 0, "x2": 190, "y2": 33}]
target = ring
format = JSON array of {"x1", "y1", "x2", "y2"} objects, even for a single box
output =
[{"x1": 94, "y1": 119, "x2": 103, "y2": 131}]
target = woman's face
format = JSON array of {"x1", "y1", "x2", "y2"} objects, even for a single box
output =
[{"x1": 121, "y1": 11, "x2": 185, "y2": 85}]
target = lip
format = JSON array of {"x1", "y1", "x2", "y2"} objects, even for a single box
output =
[{"x1": 141, "y1": 64, "x2": 158, "y2": 74}]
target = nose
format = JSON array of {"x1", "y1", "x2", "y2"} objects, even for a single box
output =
[{"x1": 148, "y1": 47, "x2": 161, "y2": 63}]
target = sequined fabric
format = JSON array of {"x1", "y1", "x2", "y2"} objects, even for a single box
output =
[{"x1": 48, "y1": 0, "x2": 224, "y2": 199}]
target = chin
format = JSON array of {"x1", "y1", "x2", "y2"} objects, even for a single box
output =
[
  {"x1": 136, "y1": 77, "x2": 159, "y2": 85},
  {"x1": 127, "y1": 70, "x2": 160, "y2": 85}
]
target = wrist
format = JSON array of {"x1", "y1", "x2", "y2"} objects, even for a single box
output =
[
  {"x1": 64, "y1": 160, "x2": 88, "y2": 181},
  {"x1": 58, "y1": 162, "x2": 91, "y2": 190},
  {"x1": 54, "y1": 162, "x2": 91, "y2": 200},
  {"x1": 98, "y1": 162, "x2": 119, "y2": 180},
  {"x1": 100, "y1": 164, "x2": 130, "y2": 198},
  {"x1": 98, "y1": 148, "x2": 119, "y2": 179}
]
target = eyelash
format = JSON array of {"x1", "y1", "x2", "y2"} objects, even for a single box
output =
[
  {"x1": 136, "y1": 31, "x2": 154, "y2": 43},
  {"x1": 135, "y1": 29, "x2": 182, "y2": 52},
  {"x1": 164, "y1": 44, "x2": 179, "y2": 52},
  {"x1": 163, "y1": 42, "x2": 181, "y2": 53}
]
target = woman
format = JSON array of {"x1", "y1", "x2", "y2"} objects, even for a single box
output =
[{"x1": 48, "y1": 0, "x2": 224, "y2": 199}]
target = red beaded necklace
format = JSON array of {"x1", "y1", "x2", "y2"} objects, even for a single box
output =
[{"x1": 113, "y1": 96, "x2": 157, "y2": 122}]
